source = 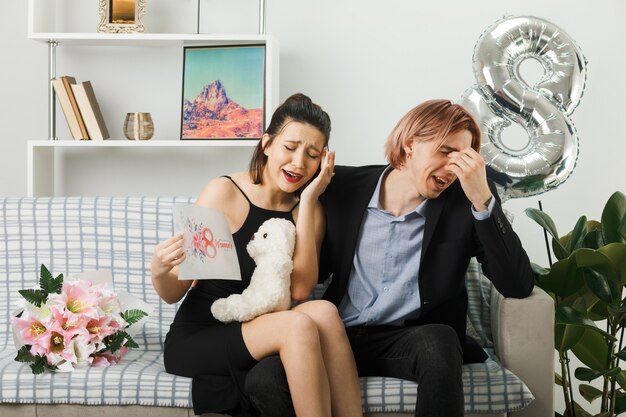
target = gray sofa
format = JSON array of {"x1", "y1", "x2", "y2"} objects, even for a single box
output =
[{"x1": 0, "y1": 197, "x2": 554, "y2": 416}]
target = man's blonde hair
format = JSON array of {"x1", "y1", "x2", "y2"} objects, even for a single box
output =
[{"x1": 385, "y1": 99, "x2": 481, "y2": 169}]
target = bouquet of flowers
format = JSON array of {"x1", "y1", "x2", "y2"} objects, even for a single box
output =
[{"x1": 11, "y1": 264, "x2": 148, "y2": 374}]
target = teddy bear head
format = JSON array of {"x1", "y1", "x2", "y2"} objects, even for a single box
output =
[{"x1": 247, "y1": 218, "x2": 296, "y2": 262}]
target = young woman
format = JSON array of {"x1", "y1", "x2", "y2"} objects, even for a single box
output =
[{"x1": 151, "y1": 94, "x2": 363, "y2": 417}]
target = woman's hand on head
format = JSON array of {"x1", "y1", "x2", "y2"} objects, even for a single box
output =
[
  {"x1": 300, "y1": 148, "x2": 335, "y2": 204},
  {"x1": 152, "y1": 233, "x2": 186, "y2": 277}
]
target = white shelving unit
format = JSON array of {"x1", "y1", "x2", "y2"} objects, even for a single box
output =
[
  {"x1": 27, "y1": 140, "x2": 259, "y2": 197},
  {"x1": 29, "y1": 32, "x2": 278, "y2": 46},
  {"x1": 27, "y1": 0, "x2": 278, "y2": 197}
]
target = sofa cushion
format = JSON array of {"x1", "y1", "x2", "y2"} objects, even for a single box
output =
[
  {"x1": 360, "y1": 350, "x2": 532, "y2": 414},
  {"x1": 0, "y1": 197, "x2": 532, "y2": 414},
  {"x1": 0, "y1": 348, "x2": 192, "y2": 407},
  {"x1": 0, "y1": 197, "x2": 196, "y2": 408},
  {"x1": 466, "y1": 257, "x2": 495, "y2": 348}
]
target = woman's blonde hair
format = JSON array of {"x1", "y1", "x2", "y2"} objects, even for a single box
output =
[{"x1": 385, "y1": 99, "x2": 481, "y2": 169}]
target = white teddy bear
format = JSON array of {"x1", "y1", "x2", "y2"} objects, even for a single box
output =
[{"x1": 211, "y1": 218, "x2": 296, "y2": 323}]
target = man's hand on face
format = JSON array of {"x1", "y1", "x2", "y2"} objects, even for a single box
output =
[{"x1": 446, "y1": 147, "x2": 493, "y2": 211}]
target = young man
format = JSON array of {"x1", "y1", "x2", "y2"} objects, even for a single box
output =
[{"x1": 245, "y1": 99, "x2": 534, "y2": 417}]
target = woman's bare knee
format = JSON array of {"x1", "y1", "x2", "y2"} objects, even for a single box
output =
[
  {"x1": 295, "y1": 300, "x2": 343, "y2": 331},
  {"x1": 243, "y1": 310, "x2": 319, "y2": 359},
  {"x1": 285, "y1": 311, "x2": 320, "y2": 346}
]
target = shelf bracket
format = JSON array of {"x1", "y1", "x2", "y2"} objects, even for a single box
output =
[
  {"x1": 48, "y1": 40, "x2": 59, "y2": 141},
  {"x1": 258, "y1": 0, "x2": 265, "y2": 34}
]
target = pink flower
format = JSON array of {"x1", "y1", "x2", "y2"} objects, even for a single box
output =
[
  {"x1": 58, "y1": 280, "x2": 100, "y2": 321},
  {"x1": 12, "y1": 266, "x2": 147, "y2": 373},
  {"x1": 96, "y1": 288, "x2": 122, "y2": 315},
  {"x1": 11, "y1": 304, "x2": 61, "y2": 359},
  {"x1": 34, "y1": 312, "x2": 86, "y2": 366},
  {"x1": 92, "y1": 346, "x2": 128, "y2": 367},
  {"x1": 11, "y1": 315, "x2": 48, "y2": 346},
  {"x1": 192, "y1": 229, "x2": 207, "y2": 255},
  {"x1": 91, "y1": 355, "x2": 111, "y2": 367},
  {"x1": 86, "y1": 315, "x2": 123, "y2": 344}
]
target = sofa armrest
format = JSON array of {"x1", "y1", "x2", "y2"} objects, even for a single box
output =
[{"x1": 490, "y1": 287, "x2": 554, "y2": 417}]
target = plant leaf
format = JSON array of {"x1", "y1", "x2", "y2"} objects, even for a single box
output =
[
  {"x1": 584, "y1": 228, "x2": 605, "y2": 250},
  {"x1": 581, "y1": 267, "x2": 613, "y2": 305},
  {"x1": 39, "y1": 264, "x2": 53, "y2": 288},
  {"x1": 102, "y1": 331, "x2": 126, "y2": 353},
  {"x1": 525, "y1": 207, "x2": 560, "y2": 241},
  {"x1": 15, "y1": 345, "x2": 35, "y2": 363},
  {"x1": 616, "y1": 347, "x2": 626, "y2": 361},
  {"x1": 531, "y1": 262, "x2": 550, "y2": 276},
  {"x1": 575, "y1": 249, "x2": 621, "y2": 302},
  {"x1": 18, "y1": 289, "x2": 47, "y2": 307},
  {"x1": 599, "y1": 243, "x2": 626, "y2": 285},
  {"x1": 39, "y1": 264, "x2": 63, "y2": 294},
  {"x1": 565, "y1": 401, "x2": 594, "y2": 417},
  {"x1": 555, "y1": 322, "x2": 585, "y2": 353},
  {"x1": 586, "y1": 297, "x2": 608, "y2": 321},
  {"x1": 556, "y1": 306, "x2": 615, "y2": 340},
  {"x1": 574, "y1": 366, "x2": 621, "y2": 390},
  {"x1": 575, "y1": 367, "x2": 604, "y2": 382},
  {"x1": 552, "y1": 240, "x2": 571, "y2": 262},
  {"x1": 578, "y1": 383, "x2": 602, "y2": 403},
  {"x1": 605, "y1": 366, "x2": 622, "y2": 378},
  {"x1": 525, "y1": 207, "x2": 569, "y2": 259},
  {"x1": 567, "y1": 290, "x2": 602, "y2": 320},
  {"x1": 535, "y1": 257, "x2": 585, "y2": 298},
  {"x1": 15, "y1": 345, "x2": 57, "y2": 374},
  {"x1": 566, "y1": 292, "x2": 590, "y2": 311},
  {"x1": 601, "y1": 191, "x2": 626, "y2": 244},
  {"x1": 29, "y1": 355, "x2": 56, "y2": 375},
  {"x1": 123, "y1": 333, "x2": 139, "y2": 349},
  {"x1": 614, "y1": 390, "x2": 626, "y2": 414},
  {"x1": 571, "y1": 329, "x2": 626, "y2": 390},
  {"x1": 121, "y1": 309, "x2": 147, "y2": 326},
  {"x1": 564, "y1": 215, "x2": 588, "y2": 253},
  {"x1": 608, "y1": 304, "x2": 626, "y2": 324},
  {"x1": 571, "y1": 329, "x2": 609, "y2": 371},
  {"x1": 30, "y1": 360, "x2": 45, "y2": 375}
]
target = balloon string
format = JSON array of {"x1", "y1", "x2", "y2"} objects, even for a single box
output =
[{"x1": 538, "y1": 200, "x2": 554, "y2": 266}]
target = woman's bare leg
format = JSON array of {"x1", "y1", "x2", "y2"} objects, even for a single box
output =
[
  {"x1": 294, "y1": 300, "x2": 363, "y2": 417},
  {"x1": 242, "y1": 310, "x2": 331, "y2": 417}
]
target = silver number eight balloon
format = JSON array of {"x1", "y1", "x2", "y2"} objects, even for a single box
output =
[{"x1": 460, "y1": 16, "x2": 587, "y2": 201}]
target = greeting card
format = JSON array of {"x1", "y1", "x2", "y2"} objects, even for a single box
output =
[{"x1": 173, "y1": 205, "x2": 241, "y2": 281}]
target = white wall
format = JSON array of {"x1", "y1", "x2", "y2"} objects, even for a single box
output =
[{"x1": 2, "y1": 0, "x2": 626, "y2": 413}]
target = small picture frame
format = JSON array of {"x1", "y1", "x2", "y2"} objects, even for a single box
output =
[
  {"x1": 98, "y1": 0, "x2": 146, "y2": 33},
  {"x1": 181, "y1": 45, "x2": 266, "y2": 140}
]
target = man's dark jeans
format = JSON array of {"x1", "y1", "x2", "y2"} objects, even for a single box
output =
[{"x1": 245, "y1": 323, "x2": 464, "y2": 417}]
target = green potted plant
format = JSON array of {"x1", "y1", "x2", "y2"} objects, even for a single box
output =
[{"x1": 526, "y1": 191, "x2": 626, "y2": 417}]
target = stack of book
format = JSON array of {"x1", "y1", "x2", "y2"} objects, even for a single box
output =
[{"x1": 51, "y1": 76, "x2": 110, "y2": 140}]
